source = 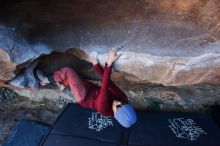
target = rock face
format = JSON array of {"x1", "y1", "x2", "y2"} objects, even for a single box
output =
[
  {"x1": 1, "y1": 1, "x2": 220, "y2": 141},
  {"x1": 0, "y1": 49, "x2": 16, "y2": 82},
  {"x1": 0, "y1": 0, "x2": 220, "y2": 86}
]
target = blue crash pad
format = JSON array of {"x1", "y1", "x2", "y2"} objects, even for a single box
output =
[
  {"x1": 3, "y1": 121, "x2": 49, "y2": 146},
  {"x1": 41, "y1": 103, "x2": 220, "y2": 146}
]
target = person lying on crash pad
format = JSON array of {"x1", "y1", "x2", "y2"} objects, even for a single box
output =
[{"x1": 39, "y1": 48, "x2": 137, "y2": 128}]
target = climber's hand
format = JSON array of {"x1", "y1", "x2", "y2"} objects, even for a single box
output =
[
  {"x1": 89, "y1": 51, "x2": 98, "y2": 65},
  {"x1": 107, "y1": 48, "x2": 121, "y2": 66},
  {"x1": 56, "y1": 82, "x2": 66, "y2": 91}
]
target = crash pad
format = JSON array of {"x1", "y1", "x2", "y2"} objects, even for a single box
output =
[
  {"x1": 128, "y1": 112, "x2": 220, "y2": 146},
  {"x1": 40, "y1": 104, "x2": 125, "y2": 146},
  {"x1": 3, "y1": 121, "x2": 49, "y2": 146},
  {"x1": 211, "y1": 106, "x2": 220, "y2": 126},
  {"x1": 41, "y1": 103, "x2": 220, "y2": 146}
]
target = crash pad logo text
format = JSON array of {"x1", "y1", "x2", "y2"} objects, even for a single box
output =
[
  {"x1": 168, "y1": 118, "x2": 207, "y2": 141},
  {"x1": 88, "y1": 112, "x2": 113, "y2": 131}
]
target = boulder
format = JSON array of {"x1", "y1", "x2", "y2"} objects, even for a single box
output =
[
  {"x1": 0, "y1": 49, "x2": 16, "y2": 82},
  {"x1": 0, "y1": 0, "x2": 220, "y2": 109},
  {"x1": 0, "y1": 0, "x2": 220, "y2": 86}
]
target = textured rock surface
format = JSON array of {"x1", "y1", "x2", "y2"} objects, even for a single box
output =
[
  {"x1": 2, "y1": 52, "x2": 218, "y2": 111},
  {"x1": 12, "y1": 83, "x2": 220, "y2": 111},
  {"x1": 0, "y1": 0, "x2": 220, "y2": 86},
  {"x1": 0, "y1": 49, "x2": 16, "y2": 82}
]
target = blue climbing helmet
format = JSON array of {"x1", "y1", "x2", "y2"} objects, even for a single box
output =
[{"x1": 114, "y1": 104, "x2": 137, "y2": 128}]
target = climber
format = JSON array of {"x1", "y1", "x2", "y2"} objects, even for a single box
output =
[{"x1": 38, "y1": 48, "x2": 137, "y2": 128}]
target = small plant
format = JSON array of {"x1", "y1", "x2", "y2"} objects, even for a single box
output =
[
  {"x1": 200, "y1": 104, "x2": 211, "y2": 114},
  {"x1": 0, "y1": 87, "x2": 17, "y2": 103},
  {"x1": 146, "y1": 98, "x2": 163, "y2": 111},
  {"x1": 173, "y1": 102, "x2": 184, "y2": 112}
]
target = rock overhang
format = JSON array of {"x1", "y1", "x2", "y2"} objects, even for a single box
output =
[{"x1": 0, "y1": 0, "x2": 219, "y2": 86}]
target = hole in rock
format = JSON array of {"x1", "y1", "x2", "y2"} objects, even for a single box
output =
[
  {"x1": 37, "y1": 51, "x2": 98, "y2": 80},
  {"x1": 8, "y1": 49, "x2": 101, "y2": 89}
]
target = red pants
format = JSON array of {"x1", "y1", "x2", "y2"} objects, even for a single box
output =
[{"x1": 54, "y1": 67, "x2": 88, "y2": 102}]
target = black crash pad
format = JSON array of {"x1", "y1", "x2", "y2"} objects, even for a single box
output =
[
  {"x1": 3, "y1": 121, "x2": 49, "y2": 146},
  {"x1": 40, "y1": 104, "x2": 125, "y2": 146},
  {"x1": 211, "y1": 106, "x2": 220, "y2": 126},
  {"x1": 128, "y1": 112, "x2": 220, "y2": 146},
  {"x1": 41, "y1": 103, "x2": 220, "y2": 146}
]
